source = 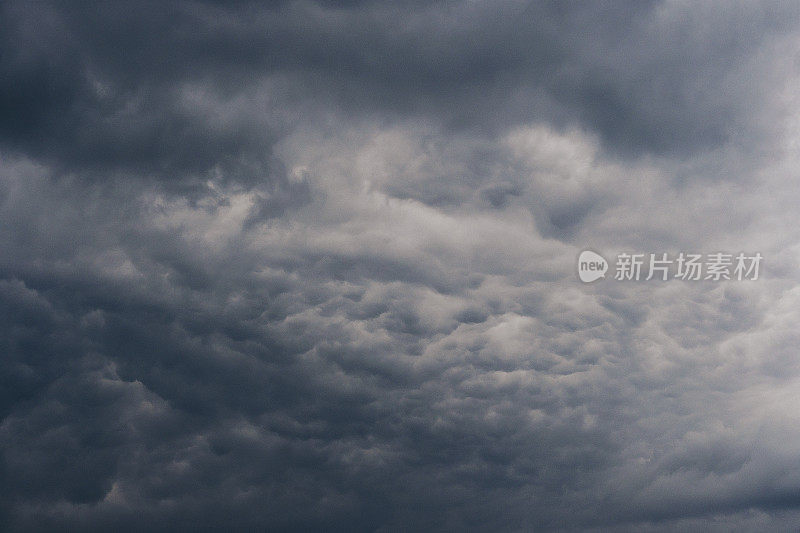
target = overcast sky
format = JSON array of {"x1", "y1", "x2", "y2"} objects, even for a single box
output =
[{"x1": 3, "y1": 1, "x2": 800, "y2": 531}]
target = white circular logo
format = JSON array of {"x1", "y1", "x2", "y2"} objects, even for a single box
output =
[{"x1": 577, "y1": 250, "x2": 608, "y2": 282}]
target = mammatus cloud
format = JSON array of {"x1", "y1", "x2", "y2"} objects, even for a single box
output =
[{"x1": 3, "y1": 1, "x2": 800, "y2": 531}]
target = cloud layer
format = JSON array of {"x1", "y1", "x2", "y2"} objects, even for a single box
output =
[{"x1": 3, "y1": 1, "x2": 800, "y2": 531}]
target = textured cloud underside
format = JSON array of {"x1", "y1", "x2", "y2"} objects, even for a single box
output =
[{"x1": 3, "y1": 1, "x2": 800, "y2": 531}]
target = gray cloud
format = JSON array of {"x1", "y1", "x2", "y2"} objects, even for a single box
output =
[{"x1": 2, "y1": 1, "x2": 800, "y2": 532}]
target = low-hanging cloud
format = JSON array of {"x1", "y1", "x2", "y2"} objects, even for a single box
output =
[{"x1": 3, "y1": 1, "x2": 800, "y2": 532}]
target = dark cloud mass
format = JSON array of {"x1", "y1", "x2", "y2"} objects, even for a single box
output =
[{"x1": 3, "y1": 1, "x2": 800, "y2": 531}]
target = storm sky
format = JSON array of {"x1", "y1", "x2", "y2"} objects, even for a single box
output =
[{"x1": 3, "y1": 1, "x2": 800, "y2": 531}]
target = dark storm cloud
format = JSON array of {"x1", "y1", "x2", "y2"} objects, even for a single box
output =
[
  {"x1": 3, "y1": 1, "x2": 800, "y2": 532},
  {"x1": 2, "y1": 0, "x2": 794, "y2": 180}
]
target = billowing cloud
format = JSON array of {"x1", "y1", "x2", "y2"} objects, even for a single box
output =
[{"x1": 2, "y1": 1, "x2": 800, "y2": 531}]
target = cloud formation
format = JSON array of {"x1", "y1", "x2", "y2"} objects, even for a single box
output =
[{"x1": 3, "y1": 1, "x2": 800, "y2": 531}]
